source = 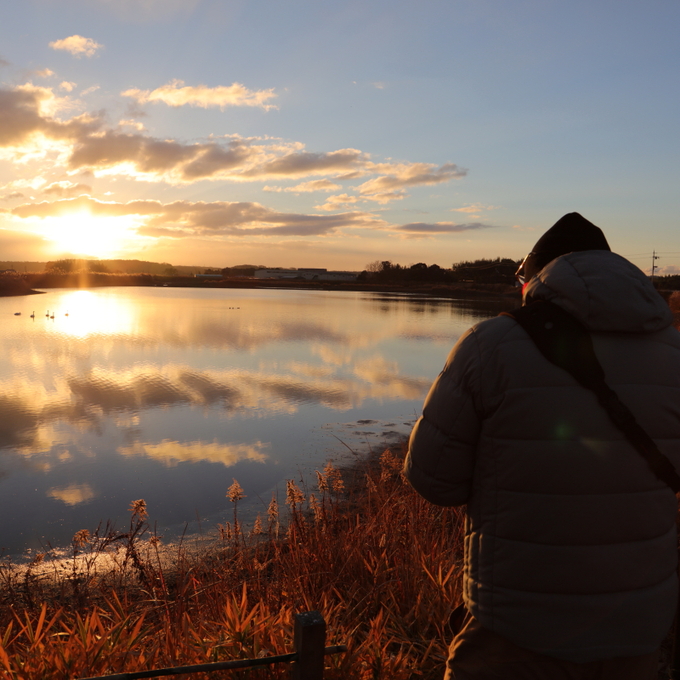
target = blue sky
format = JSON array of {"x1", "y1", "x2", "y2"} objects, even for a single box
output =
[{"x1": 0, "y1": 0, "x2": 678, "y2": 272}]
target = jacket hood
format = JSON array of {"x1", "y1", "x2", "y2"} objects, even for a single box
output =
[{"x1": 524, "y1": 250, "x2": 672, "y2": 333}]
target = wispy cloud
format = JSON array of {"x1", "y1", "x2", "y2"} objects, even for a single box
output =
[
  {"x1": 451, "y1": 203, "x2": 500, "y2": 219},
  {"x1": 34, "y1": 68, "x2": 55, "y2": 78},
  {"x1": 49, "y1": 35, "x2": 103, "y2": 58},
  {"x1": 266, "y1": 179, "x2": 343, "y2": 194},
  {"x1": 316, "y1": 194, "x2": 361, "y2": 211},
  {"x1": 11, "y1": 195, "x2": 388, "y2": 238},
  {"x1": 122, "y1": 79, "x2": 277, "y2": 110},
  {"x1": 0, "y1": 83, "x2": 467, "y2": 205},
  {"x1": 452, "y1": 203, "x2": 499, "y2": 214},
  {"x1": 283, "y1": 179, "x2": 342, "y2": 193},
  {"x1": 42, "y1": 180, "x2": 92, "y2": 197},
  {"x1": 59, "y1": 81, "x2": 76, "y2": 92},
  {"x1": 118, "y1": 119, "x2": 146, "y2": 131},
  {"x1": 393, "y1": 221, "x2": 496, "y2": 238},
  {"x1": 358, "y1": 162, "x2": 467, "y2": 197},
  {"x1": 245, "y1": 149, "x2": 366, "y2": 178}
]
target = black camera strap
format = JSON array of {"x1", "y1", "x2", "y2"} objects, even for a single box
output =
[{"x1": 502, "y1": 299, "x2": 680, "y2": 493}]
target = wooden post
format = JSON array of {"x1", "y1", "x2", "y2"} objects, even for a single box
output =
[{"x1": 292, "y1": 611, "x2": 326, "y2": 680}]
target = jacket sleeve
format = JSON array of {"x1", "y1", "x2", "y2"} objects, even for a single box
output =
[{"x1": 403, "y1": 327, "x2": 482, "y2": 506}]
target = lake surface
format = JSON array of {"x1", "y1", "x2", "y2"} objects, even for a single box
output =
[{"x1": 0, "y1": 286, "x2": 516, "y2": 557}]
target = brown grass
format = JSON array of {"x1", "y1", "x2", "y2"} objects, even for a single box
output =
[{"x1": 0, "y1": 444, "x2": 465, "y2": 679}]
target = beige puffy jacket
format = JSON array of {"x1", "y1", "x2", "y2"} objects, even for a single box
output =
[{"x1": 405, "y1": 250, "x2": 680, "y2": 662}]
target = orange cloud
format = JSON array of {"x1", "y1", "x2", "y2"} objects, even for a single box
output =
[
  {"x1": 316, "y1": 194, "x2": 361, "y2": 211},
  {"x1": 11, "y1": 195, "x2": 388, "y2": 238},
  {"x1": 122, "y1": 79, "x2": 277, "y2": 110},
  {"x1": 42, "y1": 181, "x2": 92, "y2": 197},
  {"x1": 0, "y1": 85, "x2": 100, "y2": 149},
  {"x1": 284, "y1": 179, "x2": 342, "y2": 193},
  {"x1": 0, "y1": 83, "x2": 467, "y2": 199},
  {"x1": 67, "y1": 131, "x2": 257, "y2": 181},
  {"x1": 358, "y1": 162, "x2": 467, "y2": 197},
  {"x1": 392, "y1": 221, "x2": 497, "y2": 239},
  {"x1": 49, "y1": 35, "x2": 103, "y2": 58},
  {"x1": 243, "y1": 148, "x2": 366, "y2": 178}
]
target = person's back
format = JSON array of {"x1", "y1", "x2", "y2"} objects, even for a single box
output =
[{"x1": 404, "y1": 213, "x2": 680, "y2": 678}]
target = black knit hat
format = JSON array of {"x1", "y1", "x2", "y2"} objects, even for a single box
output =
[{"x1": 519, "y1": 212, "x2": 610, "y2": 282}]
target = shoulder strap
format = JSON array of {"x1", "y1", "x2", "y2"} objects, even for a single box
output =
[{"x1": 502, "y1": 300, "x2": 680, "y2": 494}]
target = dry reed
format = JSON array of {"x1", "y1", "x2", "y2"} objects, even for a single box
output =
[{"x1": 0, "y1": 441, "x2": 465, "y2": 679}]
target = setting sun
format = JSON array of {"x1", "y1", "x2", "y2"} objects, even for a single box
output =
[{"x1": 43, "y1": 211, "x2": 136, "y2": 258}]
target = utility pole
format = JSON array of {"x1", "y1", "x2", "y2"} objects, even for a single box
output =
[{"x1": 651, "y1": 250, "x2": 660, "y2": 283}]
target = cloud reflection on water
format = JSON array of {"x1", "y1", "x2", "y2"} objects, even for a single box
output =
[
  {"x1": 118, "y1": 439, "x2": 269, "y2": 467},
  {"x1": 0, "y1": 287, "x2": 493, "y2": 555},
  {"x1": 0, "y1": 359, "x2": 432, "y2": 457},
  {"x1": 47, "y1": 483, "x2": 96, "y2": 506}
]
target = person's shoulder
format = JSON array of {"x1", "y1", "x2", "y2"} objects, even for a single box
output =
[
  {"x1": 469, "y1": 312, "x2": 522, "y2": 344},
  {"x1": 445, "y1": 314, "x2": 522, "y2": 368}
]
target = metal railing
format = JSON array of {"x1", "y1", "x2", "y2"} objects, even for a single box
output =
[{"x1": 79, "y1": 611, "x2": 346, "y2": 680}]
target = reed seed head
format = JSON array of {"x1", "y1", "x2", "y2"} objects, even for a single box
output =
[
  {"x1": 129, "y1": 499, "x2": 148, "y2": 521},
  {"x1": 316, "y1": 470, "x2": 329, "y2": 493},
  {"x1": 324, "y1": 463, "x2": 345, "y2": 494},
  {"x1": 227, "y1": 479, "x2": 246, "y2": 502},
  {"x1": 72, "y1": 529, "x2": 90, "y2": 548},
  {"x1": 285, "y1": 479, "x2": 305, "y2": 507},
  {"x1": 267, "y1": 495, "x2": 279, "y2": 523}
]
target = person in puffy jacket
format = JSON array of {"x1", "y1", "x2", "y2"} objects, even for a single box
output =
[{"x1": 404, "y1": 213, "x2": 680, "y2": 680}]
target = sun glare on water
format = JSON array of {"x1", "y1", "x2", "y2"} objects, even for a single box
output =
[
  {"x1": 50, "y1": 289, "x2": 135, "y2": 338},
  {"x1": 44, "y1": 211, "x2": 136, "y2": 258}
]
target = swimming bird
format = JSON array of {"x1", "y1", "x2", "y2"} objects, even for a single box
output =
[
  {"x1": 14, "y1": 312, "x2": 20, "y2": 316},
  {"x1": 45, "y1": 310, "x2": 49, "y2": 317},
  {"x1": 30, "y1": 312, "x2": 35, "y2": 318}
]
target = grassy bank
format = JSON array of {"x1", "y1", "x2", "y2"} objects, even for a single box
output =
[
  {"x1": 0, "y1": 275, "x2": 42, "y2": 297},
  {"x1": 0, "y1": 443, "x2": 464, "y2": 679}
]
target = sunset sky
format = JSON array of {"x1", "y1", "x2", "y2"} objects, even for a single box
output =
[{"x1": 1, "y1": 0, "x2": 678, "y2": 272}]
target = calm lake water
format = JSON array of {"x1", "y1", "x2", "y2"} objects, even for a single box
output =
[{"x1": 0, "y1": 286, "x2": 516, "y2": 557}]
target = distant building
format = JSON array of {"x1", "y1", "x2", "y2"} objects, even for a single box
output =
[
  {"x1": 254, "y1": 268, "x2": 357, "y2": 282},
  {"x1": 194, "y1": 274, "x2": 223, "y2": 280}
]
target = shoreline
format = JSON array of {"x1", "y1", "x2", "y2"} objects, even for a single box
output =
[{"x1": 10, "y1": 271, "x2": 522, "y2": 299}]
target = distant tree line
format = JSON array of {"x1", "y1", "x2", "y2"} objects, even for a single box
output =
[
  {"x1": 44, "y1": 259, "x2": 201, "y2": 276},
  {"x1": 655, "y1": 275, "x2": 680, "y2": 291},
  {"x1": 358, "y1": 258, "x2": 521, "y2": 285}
]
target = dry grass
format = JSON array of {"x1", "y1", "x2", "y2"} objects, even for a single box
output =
[{"x1": 0, "y1": 443, "x2": 465, "y2": 679}]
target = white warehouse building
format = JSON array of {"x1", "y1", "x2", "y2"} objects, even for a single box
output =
[{"x1": 254, "y1": 268, "x2": 357, "y2": 282}]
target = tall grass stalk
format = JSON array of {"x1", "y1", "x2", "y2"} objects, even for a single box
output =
[{"x1": 0, "y1": 441, "x2": 465, "y2": 679}]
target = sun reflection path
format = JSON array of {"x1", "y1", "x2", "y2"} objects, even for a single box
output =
[{"x1": 49, "y1": 290, "x2": 135, "y2": 338}]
